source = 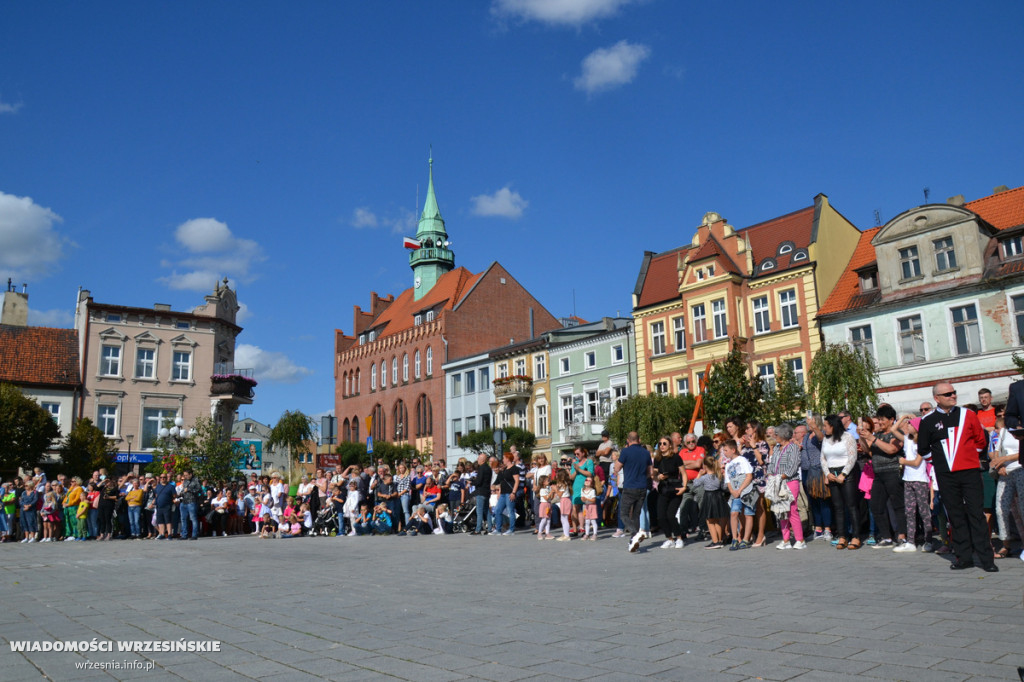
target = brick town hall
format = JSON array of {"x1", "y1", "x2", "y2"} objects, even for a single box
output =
[{"x1": 334, "y1": 157, "x2": 558, "y2": 458}]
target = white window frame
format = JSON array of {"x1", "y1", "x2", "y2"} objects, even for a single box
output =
[
  {"x1": 948, "y1": 301, "x2": 982, "y2": 357},
  {"x1": 414, "y1": 350, "x2": 421, "y2": 379},
  {"x1": 414, "y1": 314, "x2": 422, "y2": 326},
  {"x1": 899, "y1": 245, "x2": 922, "y2": 280},
  {"x1": 692, "y1": 303, "x2": 707, "y2": 343},
  {"x1": 1009, "y1": 291, "x2": 1024, "y2": 345},
  {"x1": 650, "y1": 321, "x2": 666, "y2": 356},
  {"x1": 585, "y1": 387, "x2": 600, "y2": 421},
  {"x1": 98, "y1": 405, "x2": 118, "y2": 437},
  {"x1": 849, "y1": 324, "x2": 874, "y2": 359},
  {"x1": 895, "y1": 313, "x2": 927, "y2": 365},
  {"x1": 560, "y1": 392, "x2": 574, "y2": 430},
  {"x1": 402, "y1": 354, "x2": 409, "y2": 382},
  {"x1": 426, "y1": 348, "x2": 433, "y2": 375},
  {"x1": 1002, "y1": 236, "x2": 1023, "y2": 259},
  {"x1": 653, "y1": 381, "x2": 669, "y2": 395},
  {"x1": 451, "y1": 374, "x2": 462, "y2": 398},
  {"x1": 534, "y1": 353, "x2": 546, "y2": 380},
  {"x1": 514, "y1": 358, "x2": 526, "y2": 376},
  {"x1": 101, "y1": 344, "x2": 122, "y2": 377},
  {"x1": 171, "y1": 350, "x2": 192, "y2": 382},
  {"x1": 371, "y1": 364, "x2": 377, "y2": 390},
  {"x1": 497, "y1": 362, "x2": 509, "y2": 379},
  {"x1": 584, "y1": 351, "x2": 596, "y2": 369},
  {"x1": 758, "y1": 362, "x2": 776, "y2": 393},
  {"x1": 752, "y1": 296, "x2": 770, "y2": 334},
  {"x1": 392, "y1": 357, "x2": 398, "y2": 385},
  {"x1": 672, "y1": 316, "x2": 686, "y2": 351},
  {"x1": 676, "y1": 377, "x2": 690, "y2": 396},
  {"x1": 425, "y1": 310, "x2": 435, "y2": 322},
  {"x1": 712, "y1": 299, "x2": 727, "y2": 339},
  {"x1": 559, "y1": 357, "x2": 569, "y2": 375},
  {"x1": 779, "y1": 289, "x2": 798, "y2": 329},
  {"x1": 465, "y1": 370, "x2": 476, "y2": 394},
  {"x1": 42, "y1": 402, "x2": 60, "y2": 425},
  {"x1": 135, "y1": 347, "x2": 156, "y2": 379},
  {"x1": 933, "y1": 236, "x2": 957, "y2": 272},
  {"x1": 535, "y1": 402, "x2": 549, "y2": 437},
  {"x1": 612, "y1": 382, "x2": 628, "y2": 407},
  {"x1": 479, "y1": 366, "x2": 490, "y2": 390},
  {"x1": 380, "y1": 361, "x2": 386, "y2": 388},
  {"x1": 785, "y1": 357, "x2": 804, "y2": 387},
  {"x1": 611, "y1": 344, "x2": 624, "y2": 364}
]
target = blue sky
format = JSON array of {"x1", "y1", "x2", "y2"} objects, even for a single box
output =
[{"x1": 2, "y1": 1, "x2": 1022, "y2": 427}]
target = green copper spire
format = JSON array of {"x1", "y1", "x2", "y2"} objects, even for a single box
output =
[{"x1": 410, "y1": 152, "x2": 454, "y2": 300}]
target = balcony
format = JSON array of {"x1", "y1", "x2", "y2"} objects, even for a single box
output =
[
  {"x1": 210, "y1": 369, "x2": 257, "y2": 402},
  {"x1": 493, "y1": 376, "x2": 532, "y2": 400}
]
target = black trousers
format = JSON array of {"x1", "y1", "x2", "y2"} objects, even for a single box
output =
[
  {"x1": 620, "y1": 488, "x2": 646, "y2": 537},
  {"x1": 656, "y1": 490, "x2": 682, "y2": 539},
  {"x1": 935, "y1": 468, "x2": 993, "y2": 566},
  {"x1": 870, "y1": 470, "x2": 906, "y2": 541},
  {"x1": 828, "y1": 465, "x2": 861, "y2": 540}
]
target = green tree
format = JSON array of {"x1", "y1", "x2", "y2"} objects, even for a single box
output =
[
  {"x1": 0, "y1": 383, "x2": 61, "y2": 472},
  {"x1": 807, "y1": 343, "x2": 879, "y2": 417},
  {"x1": 606, "y1": 393, "x2": 695, "y2": 448},
  {"x1": 336, "y1": 441, "x2": 370, "y2": 468},
  {"x1": 59, "y1": 418, "x2": 114, "y2": 481},
  {"x1": 369, "y1": 441, "x2": 419, "y2": 467},
  {"x1": 458, "y1": 427, "x2": 537, "y2": 458},
  {"x1": 151, "y1": 416, "x2": 238, "y2": 482},
  {"x1": 1012, "y1": 351, "x2": 1024, "y2": 377},
  {"x1": 267, "y1": 410, "x2": 317, "y2": 475},
  {"x1": 701, "y1": 340, "x2": 764, "y2": 431},
  {"x1": 762, "y1": 362, "x2": 806, "y2": 426}
]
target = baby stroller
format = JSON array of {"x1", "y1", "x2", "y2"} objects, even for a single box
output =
[
  {"x1": 451, "y1": 501, "x2": 476, "y2": 533},
  {"x1": 313, "y1": 506, "x2": 339, "y2": 536}
]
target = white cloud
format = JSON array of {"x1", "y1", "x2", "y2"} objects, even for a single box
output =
[
  {"x1": 351, "y1": 207, "x2": 379, "y2": 228},
  {"x1": 235, "y1": 301, "x2": 252, "y2": 323},
  {"x1": 347, "y1": 206, "x2": 415, "y2": 235},
  {"x1": 0, "y1": 191, "x2": 68, "y2": 281},
  {"x1": 27, "y1": 307, "x2": 74, "y2": 328},
  {"x1": 492, "y1": 0, "x2": 637, "y2": 26},
  {"x1": 470, "y1": 186, "x2": 528, "y2": 219},
  {"x1": 234, "y1": 343, "x2": 313, "y2": 384},
  {"x1": 0, "y1": 97, "x2": 23, "y2": 114},
  {"x1": 574, "y1": 40, "x2": 651, "y2": 94},
  {"x1": 159, "y1": 217, "x2": 265, "y2": 292}
]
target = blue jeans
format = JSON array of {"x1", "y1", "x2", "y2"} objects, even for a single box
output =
[
  {"x1": 474, "y1": 495, "x2": 490, "y2": 533},
  {"x1": 494, "y1": 494, "x2": 514, "y2": 533},
  {"x1": 128, "y1": 506, "x2": 142, "y2": 536},
  {"x1": 0, "y1": 512, "x2": 7, "y2": 535},
  {"x1": 22, "y1": 509, "x2": 38, "y2": 534},
  {"x1": 87, "y1": 508, "x2": 99, "y2": 538},
  {"x1": 400, "y1": 494, "x2": 412, "y2": 525},
  {"x1": 179, "y1": 502, "x2": 199, "y2": 538}
]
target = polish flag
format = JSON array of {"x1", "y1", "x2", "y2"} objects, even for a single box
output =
[{"x1": 403, "y1": 237, "x2": 421, "y2": 249}]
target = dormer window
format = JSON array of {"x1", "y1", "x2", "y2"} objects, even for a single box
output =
[
  {"x1": 792, "y1": 249, "x2": 808, "y2": 262},
  {"x1": 359, "y1": 334, "x2": 365, "y2": 345},
  {"x1": 425, "y1": 310, "x2": 435, "y2": 322},
  {"x1": 1002, "y1": 236, "x2": 1023, "y2": 258},
  {"x1": 695, "y1": 269, "x2": 704, "y2": 281},
  {"x1": 106, "y1": 313, "x2": 122, "y2": 323},
  {"x1": 859, "y1": 269, "x2": 879, "y2": 291},
  {"x1": 707, "y1": 265, "x2": 715, "y2": 277},
  {"x1": 777, "y1": 241, "x2": 795, "y2": 256},
  {"x1": 414, "y1": 314, "x2": 422, "y2": 326},
  {"x1": 368, "y1": 330, "x2": 376, "y2": 342},
  {"x1": 898, "y1": 246, "x2": 921, "y2": 280},
  {"x1": 758, "y1": 258, "x2": 776, "y2": 272},
  {"x1": 933, "y1": 237, "x2": 957, "y2": 272}
]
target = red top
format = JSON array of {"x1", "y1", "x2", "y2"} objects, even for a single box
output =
[{"x1": 679, "y1": 446, "x2": 705, "y2": 481}]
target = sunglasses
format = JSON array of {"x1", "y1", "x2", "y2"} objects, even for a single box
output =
[
  {"x1": 659, "y1": 441, "x2": 670, "y2": 446},
  {"x1": 936, "y1": 391, "x2": 957, "y2": 398}
]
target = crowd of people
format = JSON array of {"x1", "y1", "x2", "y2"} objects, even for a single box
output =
[{"x1": 2, "y1": 382, "x2": 1021, "y2": 572}]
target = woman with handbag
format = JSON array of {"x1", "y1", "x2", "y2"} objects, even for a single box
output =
[
  {"x1": 813, "y1": 414, "x2": 860, "y2": 549},
  {"x1": 653, "y1": 436, "x2": 686, "y2": 549},
  {"x1": 769, "y1": 424, "x2": 805, "y2": 550}
]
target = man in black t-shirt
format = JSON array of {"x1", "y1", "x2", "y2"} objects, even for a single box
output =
[{"x1": 472, "y1": 453, "x2": 492, "y2": 534}]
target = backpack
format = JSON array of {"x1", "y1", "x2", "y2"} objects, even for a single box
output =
[{"x1": 593, "y1": 475, "x2": 604, "y2": 496}]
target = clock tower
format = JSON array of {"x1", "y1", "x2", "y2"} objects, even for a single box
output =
[{"x1": 410, "y1": 155, "x2": 454, "y2": 300}]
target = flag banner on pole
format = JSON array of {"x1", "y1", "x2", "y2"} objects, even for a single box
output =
[{"x1": 403, "y1": 237, "x2": 421, "y2": 249}]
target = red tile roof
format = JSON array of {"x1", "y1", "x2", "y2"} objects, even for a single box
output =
[
  {"x1": 635, "y1": 247, "x2": 686, "y2": 309},
  {"x1": 966, "y1": 185, "x2": 1024, "y2": 231},
  {"x1": 0, "y1": 325, "x2": 81, "y2": 387},
  {"x1": 366, "y1": 267, "x2": 481, "y2": 338},
  {"x1": 818, "y1": 228, "x2": 881, "y2": 316},
  {"x1": 744, "y1": 205, "x2": 815, "y2": 270}
]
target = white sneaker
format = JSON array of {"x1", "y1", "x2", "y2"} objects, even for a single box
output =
[
  {"x1": 64, "y1": 537, "x2": 74, "y2": 542},
  {"x1": 628, "y1": 532, "x2": 644, "y2": 553},
  {"x1": 822, "y1": 530, "x2": 833, "y2": 542},
  {"x1": 28, "y1": 537, "x2": 37, "y2": 543},
  {"x1": 660, "y1": 539, "x2": 674, "y2": 549},
  {"x1": 1019, "y1": 550, "x2": 1024, "y2": 562},
  {"x1": 776, "y1": 540, "x2": 791, "y2": 550},
  {"x1": 674, "y1": 538, "x2": 685, "y2": 549},
  {"x1": 893, "y1": 541, "x2": 917, "y2": 553},
  {"x1": 20, "y1": 538, "x2": 28, "y2": 543},
  {"x1": 792, "y1": 541, "x2": 807, "y2": 550}
]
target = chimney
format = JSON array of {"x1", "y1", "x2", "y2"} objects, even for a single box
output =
[
  {"x1": 1, "y1": 279, "x2": 29, "y2": 326},
  {"x1": 946, "y1": 194, "x2": 966, "y2": 207},
  {"x1": 993, "y1": 185, "x2": 1010, "y2": 194},
  {"x1": 154, "y1": 303, "x2": 172, "y2": 311}
]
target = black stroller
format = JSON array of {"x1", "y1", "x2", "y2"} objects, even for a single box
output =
[
  {"x1": 451, "y1": 501, "x2": 476, "y2": 533},
  {"x1": 312, "y1": 506, "x2": 339, "y2": 536}
]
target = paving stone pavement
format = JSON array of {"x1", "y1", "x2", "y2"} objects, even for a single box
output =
[{"x1": 0, "y1": 531, "x2": 1022, "y2": 681}]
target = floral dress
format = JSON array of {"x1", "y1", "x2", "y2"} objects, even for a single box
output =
[{"x1": 742, "y1": 440, "x2": 770, "y2": 494}]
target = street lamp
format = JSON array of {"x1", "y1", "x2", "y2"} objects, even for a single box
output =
[
  {"x1": 489, "y1": 402, "x2": 505, "y2": 459},
  {"x1": 125, "y1": 434, "x2": 134, "y2": 472}
]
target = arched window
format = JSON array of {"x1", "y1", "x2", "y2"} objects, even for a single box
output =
[
  {"x1": 426, "y1": 347, "x2": 433, "y2": 375},
  {"x1": 342, "y1": 418, "x2": 351, "y2": 442},
  {"x1": 414, "y1": 349, "x2": 421, "y2": 378},
  {"x1": 371, "y1": 404, "x2": 385, "y2": 442},
  {"x1": 380, "y1": 361, "x2": 386, "y2": 389},
  {"x1": 352, "y1": 416, "x2": 359, "y2": 443},
  {"x1": 345, "y1": 372, "x2": 351, "y2": 396},
  {"x1": 402, "y1": 353, "x2": 409, "y2": 382},
  {"x1": 391, "y1": 357, "x2": 398, "y2": 386},
  {"x1": 371, "y1": 364, "x2": 377, "y2": 390},
  {"x1": 415, "y1": 394, "x2": 433, "y2": 437},
  {"x1": 355, "y1": 368, "x2": 361, "y2": 394},
  {"x1": 393, "y1": 399, "x2": 408, "y2": 441}
]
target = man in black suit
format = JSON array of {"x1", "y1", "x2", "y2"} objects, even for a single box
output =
[{"x1": 1003, "y1": 378, "x2": 1024, "y2": 466}]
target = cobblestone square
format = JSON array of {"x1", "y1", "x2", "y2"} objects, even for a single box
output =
[{"x1": 1, "y1": 532, "x2": 1022, "y2": 681}]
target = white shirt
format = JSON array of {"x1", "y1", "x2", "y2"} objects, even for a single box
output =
[
  {"x1": 902, "y1": 436, "x2": 929, "y2": 483},
  {"x1": 998, "y1": 428, "x2": 1021, "y2": 473}
]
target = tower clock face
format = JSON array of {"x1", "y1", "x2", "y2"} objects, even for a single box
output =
[{"x1": 414, "y1": 277, "x2": 422, "y2": 289}]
